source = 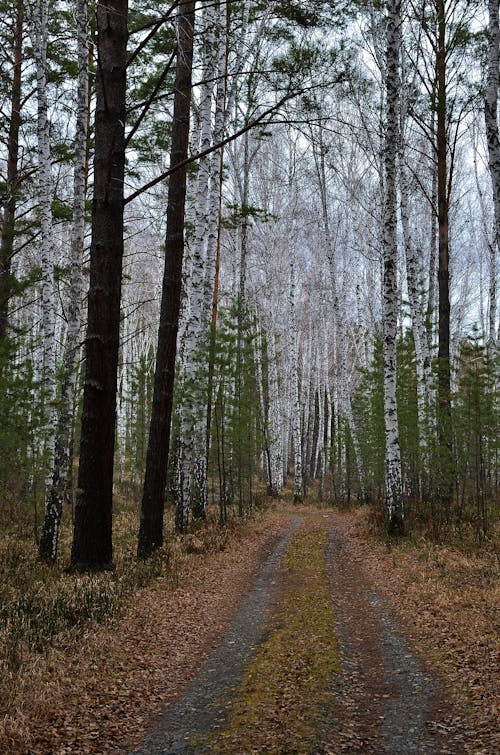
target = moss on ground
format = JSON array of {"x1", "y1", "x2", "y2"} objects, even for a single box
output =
[{"x1": 206, "y1": 513, "x2": 339, "y2": 753}]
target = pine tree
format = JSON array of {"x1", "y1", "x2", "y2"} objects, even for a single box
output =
[
  {"x1": 71, "y1": 0, "x2": 128, "y2": 570},
  {"x1": 138, "y1": 0, "x2": 196, "y2": 557}
]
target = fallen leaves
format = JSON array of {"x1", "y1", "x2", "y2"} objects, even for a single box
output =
[
  {"x1": 0, "y1": 511, "x2": 289, "y2": 754},
  {"x1": 347, "y1": 507, "x2": 500, "y2": 754}
]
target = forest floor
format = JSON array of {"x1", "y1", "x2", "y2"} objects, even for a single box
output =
[{"x1": 1, "y1": 504, "x2": 498, "y2": 754}]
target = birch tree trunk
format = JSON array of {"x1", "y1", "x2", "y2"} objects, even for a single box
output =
[
  {"x1": 427, "y1": 110, "x2": 438, "y2": 349},
  {"x1": 205, "y1": 0, "x2": 227, "y2": 466},
  {"x1": 288, "y1": 253, "x2": 302, "y2": 502},
  {"x1": 300, "y1": 329, "x2": 312, "y2": 495},
  {"x1": 26, "y1": 0, "x2": 57, "y2": 500},
  {"x1": 382, "y1": 0, "x2": 403, "y2": 529},
  {"x1": 485, "y1": 0, "x2": 499, "y2": 348},
  {"x1": 71, "y1": 0, "x2": 128, "y2": 570},
  {"x1": 40, "y1": 0, "x2": 88, "y2": 562},
  {"x1": 253, "y1": 314, "x2": 272, "y2": 490},
  {"x1": 138, "y1": 0, "x2": 195, "y2": 555},
  {"x1": 175, "y1": 1, "x2": 222, "y2": 527}
]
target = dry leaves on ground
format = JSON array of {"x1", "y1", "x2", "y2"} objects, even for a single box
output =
[
  {"x1": 347, "y1": 508, "x2": 500, "y2": 754},
  {"x1": 0, "y1": 511, "x2": 289, "y2": 755}
]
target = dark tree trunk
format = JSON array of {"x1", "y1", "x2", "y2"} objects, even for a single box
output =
[
  {"x1": 137, "y1": 0, "x2": 195, "y2": 559},
  {"x1": 0, "y1": 1, "x2": 23, "y2": 344},
  {"x1": 436, "y1": 0, "x2": 453, "y2": 514},
  {"x1": 71, "y1": 0, "x2": 128, "y2": 570}
]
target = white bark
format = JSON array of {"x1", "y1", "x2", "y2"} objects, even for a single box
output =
[
  {"x1": 202, "y1": 0, "x2": 226, "y2": 323},
  {"x1": 26, "y1": 1, "x2": 56, "y2": 487},
  {"x1": 288, "y1": 253, "x2": 302, "y2": 501},
  {"x1": 253, "y1": 313, "x2": 271, "y2": 486},
  {"x1": 485, "y1": 0, "x2": 499, "y2": 348},
  {"x1": 312, "y1": 346, "x2": 324, "y2": 481},
  {"x1": 176, "y1": 2, "x2": 219, "y2": 524},
  {"x1": 300, "y1": 329, "x2": 312, "y2": 489},
  {"x1": 382, "y1": 0, "x2": 403, "y2": 526},
  {"x1": 40, "y1": 0, "x2": 89, "y2": 560}
]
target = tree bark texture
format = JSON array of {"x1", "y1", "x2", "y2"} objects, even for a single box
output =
[
  {"x1": 436, "y1": 0, "x2": 453, "y2": 511},
  {"x1": 485, "y1": 0, "x2": 499, "y2": 347},
  {"x1": 175, "y1": 0, "x2": 217, "y2": 527},
  {"x1": 382, "y1": 0, "x2": 403, "y2": 528},
  {"x1": 138, "y1": 0, "x2": 195, "y2": 556},
  {"x1": 289, "y1": 252, "x2": 302, "y2": 502},
  {"x1": 71, "y1": 0, "x2": 128, "y2": 570},
  {"x1": 400, "y1": 158, "x2": 434, "y2": 470},
  {"x1": 0, "y1": 1, "x2": 23, "y2": 345},
  {"x1": 40, "y1": 0, "x2": 89, "y2": 562}
]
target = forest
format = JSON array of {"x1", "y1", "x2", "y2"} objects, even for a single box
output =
[{"x1": 0, "y1": 0, "x2": 498, "y2": 752}]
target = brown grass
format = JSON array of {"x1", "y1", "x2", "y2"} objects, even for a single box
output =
[
  {"x1": 349, "y1": 506, "x2": 500, "y2": 753},
  {"x1": 0, "y1": 490, "x2": 287, "y2": 753}
]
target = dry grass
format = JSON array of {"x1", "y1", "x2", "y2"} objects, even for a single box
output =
[
  {"x1": 350, "y1": 506, "x2": 500, "y2": 753},
  {"x1": 0, "y1": 490, "x2": 287, "y2": 754}
]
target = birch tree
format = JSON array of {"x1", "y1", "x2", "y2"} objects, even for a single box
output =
[
  {"x1": 40, "y1": 0, "x2": 88, "y2": 562},
  {"x1": 485, "y1": 0, "x2": 499, "y2": 347},
  {"x1": 26, "y1": 0, "x2": 57, "y2": 504},
  {"x1": 435, "y1": 0, "x2": 453, "y2": 513},
  {"x1": 382, "y1": 0, "x2": 403, "y2": 529},
  {"x1": 266, "y1": 324, "x2": 283, "y2": 498},
  {"x1": 288, "y1": 249, "x2": 302, "y2": 502},
  {"x1": 399, "y1": 154, "x2": 434, "y2": 475},
  {"x1": 175, "y1": 0, "x2": 218, "y2": 528}
]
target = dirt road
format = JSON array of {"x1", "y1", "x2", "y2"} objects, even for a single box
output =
[{"x1": 131, "y1": 510, "x2": 473, "y2": 754}]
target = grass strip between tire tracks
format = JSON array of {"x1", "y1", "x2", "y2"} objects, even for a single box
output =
[{"x1": 203, "y1": 513, "x2": 339, "y2": 753}]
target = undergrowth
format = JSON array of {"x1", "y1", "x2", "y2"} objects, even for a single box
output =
[{"x1": 0, "y1": 491, "x2": 256, "y2": 683}]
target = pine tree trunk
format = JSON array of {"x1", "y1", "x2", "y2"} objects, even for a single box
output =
[
  {"x1": 40, "y1": 0, "x2": 88, "y2": 562},
  {"x1": 400, "y1": 158, "x2": 434, "y2": 478},
  {"x1": 138, "y1": 1, "x2": 195, "y2": 556},
  {"x1": 436, "y1": 0, "x2": 453, "y2": 515},
  {"x1": 71, "y1": 0, "x2": 128, "y2": 570},
  {"x1": 0, "y1": 1, "x2": 23, "y2": 345},
  {"x1": 485, "y1": 0, "x2": 499, "y2": 348},
  {"x1": 382, "y1": 0, "x2": 403, "y2": 530}
]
